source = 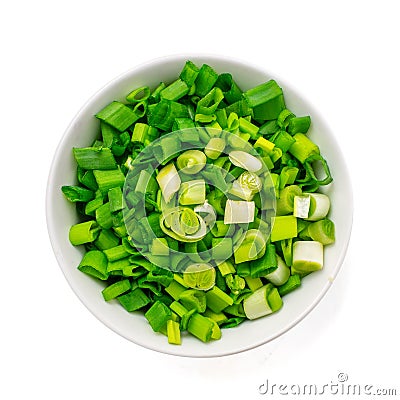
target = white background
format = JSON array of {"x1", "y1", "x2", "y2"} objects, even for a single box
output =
[{"x1": 2, "y1": 1, "x2": 399, "y2": 398}]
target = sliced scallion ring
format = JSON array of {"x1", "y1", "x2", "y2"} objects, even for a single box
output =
[{"x1": 160, "y1": 207, "x2": 207, "y2": 242}]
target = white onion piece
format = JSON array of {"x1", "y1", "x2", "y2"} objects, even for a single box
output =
[
  {"x1": 229, "y1": 150, "x2": 262, "y2": 172},
  {"x1": 156, "y1": 163, "x2": 181, "y2": 203}
]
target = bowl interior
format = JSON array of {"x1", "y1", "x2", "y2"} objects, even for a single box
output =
[{"x1": 46, "y1": 55, "x2": 352, "y2": 357}]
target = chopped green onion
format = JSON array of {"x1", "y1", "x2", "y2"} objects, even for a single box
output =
[
  {"x1": 196, "y1": 87, "x2": 224, "y2": 115},
  {"x1": 167, "y1": 319, "x2": 181, "y2": 345},
  {"x1": 160, "y1": 79, "x2": 189, "y2": 101},
  {"x1": 243, "y1": 80, "x2": 283, "y2": 108},
  {"x1": 211, "y1": 237, "x2": 233, "y2": 260},
  {"x1": 243, "y1": 283, "x2": 283, "y2": 320},
  {"x1": 292, "y1": 240, "x2": 324, "y2": 274},
  {"x1": 305, "y1": 193, "x2": 331, "y2": 221},
  {"x1": 165, "y1": 281, "x2": 187, "y2": 301},
  {"x1": 176, "y1": 150, "x2": 206, "y2": 175},
  {"x1": 187, "y1": 313, "x2": 214, "y2": 342},
  {"x1": 117, "y1": 288, "x2": 151, "y2": 311},
  {"x1": 244, "y1": 276, "x2": 263, "y2": 291},
  {"x1": 148, "y1": 99, "x2": 189, "y2": 131},
  {"x1": 303, "y1": 154, "x2": 333, "y2": 186},
  {"x1": 271, "y1": 215, "x2": 298, "y2": 242},
  {"x1": 108, "y1": 187, "x2": 123, "y2": 213},
  {"x1": 215, "y1": 73, "x2": 242, "y2": 104},
  {"x1": 307, "y1": 218, "x2": 335, "y2": 245},
  {"x1": 195, "y1": 64, "x2": 219, "y2": 97},
  {"x1": 179, "y1": 289, "x2": 206, "y2": 312},
  {"x1": 96, "y1": 101, "x2": 139, "y2": 131},
  {"x1": 77, "y1": 167, "x2": 98, "y2": 190},
  {"x1": 250, "y1": 243, "x2": 277, "y2": 278},
  {"x1": 276, "y1": 185, "x2": 302, "y2": 215},
  {"x1": 288, "y1": 116, "x2": 311, "y2": 134},
  {"x1": 264, "y1": 255, "x2": 290, "y2": 286},
  {"x1": 78, "y1": 250, "x2": 108, "y2": 280},
  {"x1": 179, "y1": 179, "x2": 206, "y2": 205},
  {"x1": 204, "y1": 137, "x2": 225, "y2": 159},
  {"x1": 73, "y1": 147, "x2": 117, "y2": 170},
  {"x1": 144, "y1": 300, "x2": 172, "y2": 332},
  {"x1": 205, "y1": 286, "x2": 234, "y2": 313},
  {"x1": 289, "y1": 133, "x2": 320, "y2": 163},
  {"x1": 93, "y1": 168, "x2": 125, "y2": 194},
  {"x1": 278, "y1": 274, "x2": 302, "y2": 296},
  {"x1": 228, "y1": 150, "x2": 262, "y2": 173},
  {"x1": 156, "y1": 163, "x2": 181, "y2": 203},
  {"x1": 179, "y1": 60, "x2": 200, "y2": 87},
  {"x1": 94, "y1": 229, "x2": 120, "y2": 250},
  {"x1": 272, "y1": 130, "x2": 296, "y2": 152},
  {"x1": 69, "y1": 220, "x2": 100, "y2": 245},
  {"x1": 126, "y1": 86, "x2": 150, "y2": 103},
  {"x1": 95, "y1": 202, "x2": 113, "y2": 229},
  {"x1": 102, "y1": 279, "x2": 131, "y2": 301},
  {"x1": 62, "y1": 185, "x2": 94, "y2": 203}
]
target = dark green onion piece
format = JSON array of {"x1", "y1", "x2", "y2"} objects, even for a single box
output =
[
  {"x1": 187, "y1": 313, "x2": 214, "y2": 342},
  {"x1": 271, "y1": 130, "x2": 296, "y2": 152},
  {"x1": 104, "y1": 245, "x2": 130, "y2": 262},
  {"x1": 205, "y1": 286, "x2": 233, "y2": 313},
  {"x1": 144, "y1": 300, "x2": 172, "y2": 332},
  {"x1": 78, "y1": 250, "x2": 108, "y2": 280},
  {"x1": 172, "y1": 117, "x2": 195, "y2": 131},
  {"x1": 102, "y1": 279, "x2": 131, "y2": 301},
  {"x1": 93, "y1": 168, "x2": 125, "y2": 194},
  {"x1": 77, "y1": 167, "x2": 98, "y2": 191},
  {"x1": 219, "y1": 317, "x2": 245, "y2": 328},
  {"x1": 215, "y1": 108, "x2": 228, "y2": 129},
  {"x1": 148, "y1": 99, "x2": 189, "y2": 131},
  {"x1": 85, "y1": 193, "x2": 103, "y2": 216},
  {"x1": 224, "y1": 100, "x2": 253, "y2": 118},
  {"x1": 196, "y1": 87, "x2": 224, "y2": 115},
  {"x1": 303, "y1": 154, "x2": 333, "y2": 186},
  {"x1": 243, "y1": 80, "x2": 283, "y2": 108},
  {"x1": 179, "y1": 60, "x2": 200, "y2": 87},
  {"x1": 73, "y1": 147, "x2": 117, "y2": 170},
  {"x1": 95, "y1": 202, "x2": 113, "y2": 229},
  {"x1": 252, "y1": 95, "x2": 286, "y2": 121},
  {"x1": 288, "y1": 116, "x2": 311, "y2": 134},
  {"x1": 149, "y1": 82, "x2": 166, "y2": 103},
  {"x1": 95, "y1": 101, "x2": 139, "y2": 131},
  {"x1": 117, "y1": 288, "x2": 151, "y2": 311},
  {"x1": 108, "y1": 187, "x2": 123, "y2": 213},
  {"x1": 215, "y1": 73, "x2": 243, "y2": 104},
  {"x1": 277, "y1": 109, "x2": 296, "y2": 128},
  {"x1": 153, "y1": 136, "x2": 181, "y2": 164},
  {"x1": 278, "y1": 274, "x2": 301, "y2": 296},
  {"x1": 194, "y1": 64, "x2": 219, "y2": 97},
  {"x1": 250, "y1": 243, "x2": 277, "y2": 278},
  {"x1": 61, "y1": 185, "x2": 94, "y2": 203},
  {"x1": 94, "y1": 229, "x2": 120, "y2": 250},
  {"x1": 258, "y1": 120, "x2": 280, "y2": 136},
  {"x1": 160, "y1": 79, "x2": 189, "y2": 101}
]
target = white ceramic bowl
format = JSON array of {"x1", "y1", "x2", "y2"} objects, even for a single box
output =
[{"x1": 46, "y1": 55, "x2": 353, "y2": 357}]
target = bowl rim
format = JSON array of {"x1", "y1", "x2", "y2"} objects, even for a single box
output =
[{"x1": 46, "y1": 53, "x2": 353, "y2": 358}]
